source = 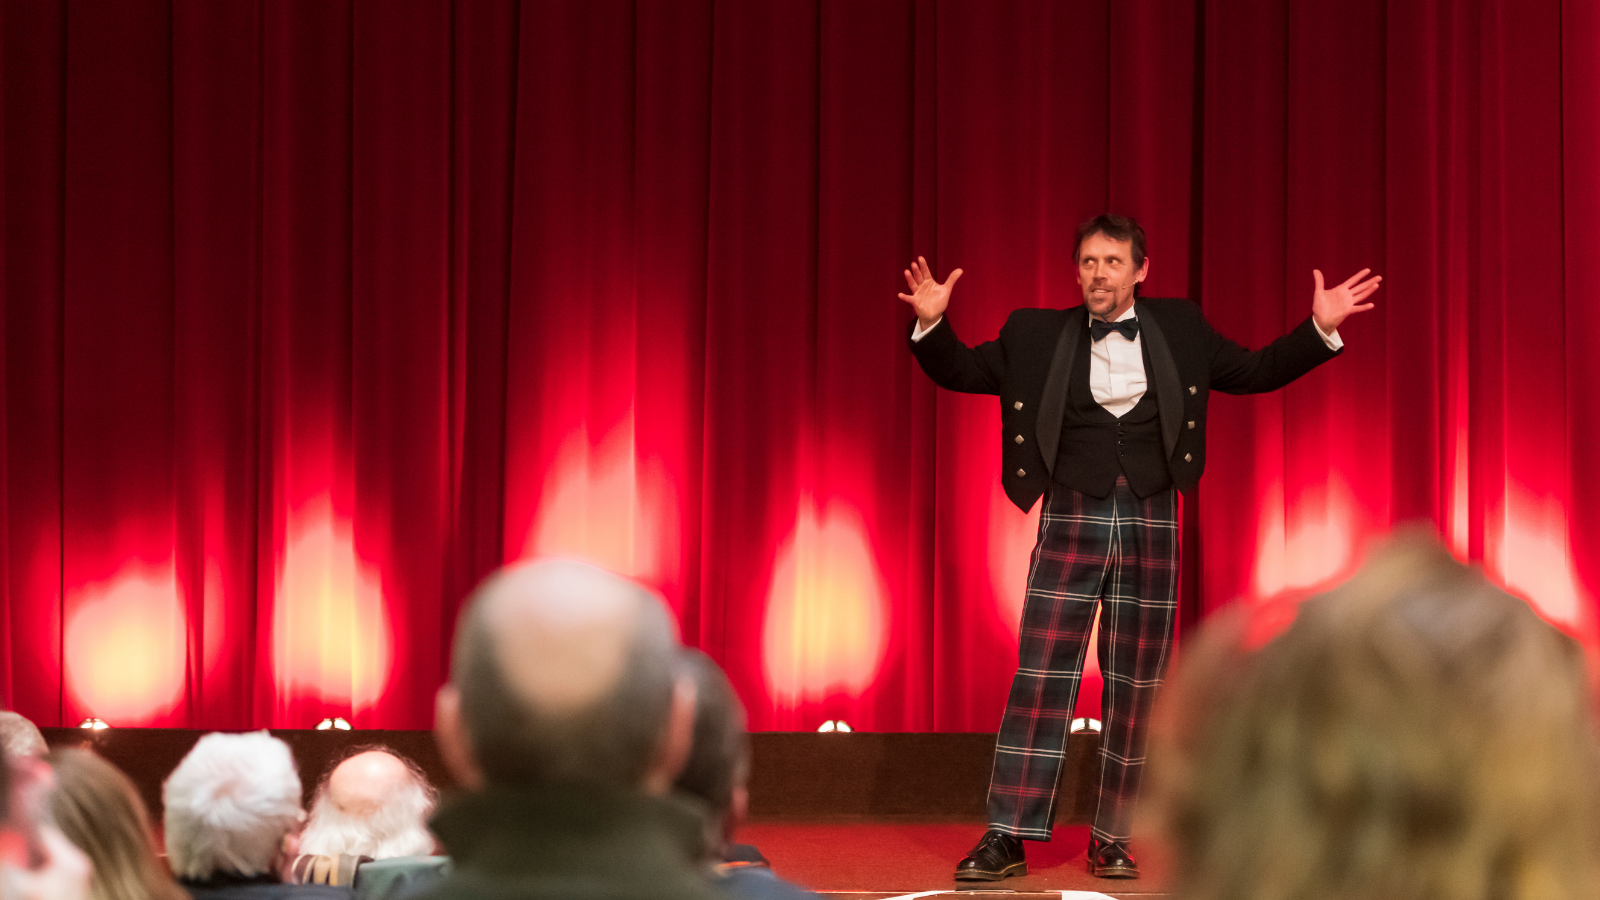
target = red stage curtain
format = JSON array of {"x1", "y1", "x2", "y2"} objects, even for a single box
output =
[{"x1": 1, "y1": 0, "x2": 1596, "y2": 731}]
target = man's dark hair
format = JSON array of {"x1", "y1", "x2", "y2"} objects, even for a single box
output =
[
  {"x1": 1073, "y1": 213, "x2": 1148, "y2": 270},
  {"x1": 672, "y1": 649, "x2": 749, "y2": 814},
  {"x1": 451, "y1": 573, "x2": 678, "y2": 789}
]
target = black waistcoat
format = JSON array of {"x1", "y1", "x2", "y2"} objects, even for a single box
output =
[{"x1": 1053, "y1": 331, "x2": 1173, "y2": 499}]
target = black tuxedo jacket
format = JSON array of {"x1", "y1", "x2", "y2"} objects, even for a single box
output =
[{"x1": 909, "y1": 297, "x2": 1341, "y2": 511}]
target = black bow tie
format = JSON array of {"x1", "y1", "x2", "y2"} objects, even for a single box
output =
[{"x1": 1090, "y1": 317, "x2": 1140, "y2": 342}]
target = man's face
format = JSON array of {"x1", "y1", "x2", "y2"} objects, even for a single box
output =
[{"x1": 1075, "y1": 232, "x2": 1147, "y2": 320}]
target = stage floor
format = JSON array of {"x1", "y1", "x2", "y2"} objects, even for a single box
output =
[{"x1": 741, "y1": 820, "x2": 1170, "y2": 899}]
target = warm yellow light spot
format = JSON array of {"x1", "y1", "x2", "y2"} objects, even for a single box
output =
[
  {"x1": 527, "y1": 417, "x2": 678, "y2": 585},
  {"x1": 763, "y1": 498, "x2": 890, "y2": 704},
  {"x1": 989, "y1": 482, "x2": 1101, "y2": 686},
  {"x1": 273, "y1": 497, "x2": 392, "y2": 710},
  {"x1": 1252, "y1": 475, "x2": 1358, "y2": 598},
  {"x1": 65, "y1": 564, "x2": 186, "y2": 725},
  {"x1": 988, "y1": 481, "x2": 1039, "y2": 635},
  {"x1": 1493, "y1": 484, "x2": 1588, "y2": 634}
]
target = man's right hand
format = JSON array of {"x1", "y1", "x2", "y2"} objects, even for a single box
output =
[{"x1": 899, "y1": 255, "x2": 963, "y2": 331}]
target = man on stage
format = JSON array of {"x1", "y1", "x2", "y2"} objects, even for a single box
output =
[{"x1": 900, "y1": 214, "x2": 1380, "y2": 881}]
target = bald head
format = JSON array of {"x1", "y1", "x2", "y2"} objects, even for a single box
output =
[
  {"x1": 300, "y1": 748, "x2": 437, "y2": 859},
  {"x1": 328, "y1": 751, "x2": 413, "y2": 816},
  {"x1": 469, "y1": 561, "x2": 660, "y2": 716},
  {"x1": 447, "y1": 560, "x2": 682, "y2": 789}
]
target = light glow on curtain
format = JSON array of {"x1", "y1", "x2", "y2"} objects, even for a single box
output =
[
  {"x1": 526, "y1": 418, "x2": 679, "y2": 588},
  {"x1": 63, "y1": 563, "x2": 185, "y2": 725},
  {"x1": 1251, "y1": 475, "x2": 1361, "y2": 599},
  {"x1": 272, "y1": 498, "x2": 392, "y2": 711},
  {"x1": 1494, "y1": 487, "x2": 1588, "y2": 635},
  {"x1": 762, "y1": 497, "x2": 890, "y2": 706}
]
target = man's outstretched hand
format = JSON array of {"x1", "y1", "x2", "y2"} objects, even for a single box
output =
[
  {"x1": 899, "y1": 256, "x2": 963, "y2": 331},
  {"x1": 1312, "y1": 268, "x2": 1382, "y2": 334}
]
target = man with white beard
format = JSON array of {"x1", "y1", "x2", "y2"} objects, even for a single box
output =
[{"x1": 290, "y1": 749, "x2": 443, "y2": 895}]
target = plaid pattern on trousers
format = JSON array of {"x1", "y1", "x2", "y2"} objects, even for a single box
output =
[{"x1": 986, "y1": 475, "x2": 1179, "y2": 842}]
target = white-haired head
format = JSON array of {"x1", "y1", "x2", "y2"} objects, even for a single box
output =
[
  {"x1": 298, "y1": 749, "x2": 437, "y2": 859},
  {"x1": 162, "y1": 731, "x2": 304, "y2": 880}
]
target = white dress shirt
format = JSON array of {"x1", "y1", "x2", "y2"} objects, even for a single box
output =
[
  {"x1": 1089, "y1": 305, "x2": 1146, "y2": 416},
  {"x1": 910, "y1": 305, "x2": 1342, "y2": 418}
]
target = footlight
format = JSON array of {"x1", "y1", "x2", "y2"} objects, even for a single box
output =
[
  {"x1": 315, "y1": 717, "x2": 352, "y2": 731},
  {"x1": 816, "y1": 720, "x2": 853, "y2": 733},
  {"x1": 78, "y1": 718, "x2": 110, "y2": 731},
  {"x1": 1070, "y1": 717, "x2": 1101, "y2": 733}
]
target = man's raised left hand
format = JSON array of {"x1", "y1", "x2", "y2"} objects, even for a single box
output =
[{"x1": 1311, "y1": 267, "x2": 1382, "y2": 334}]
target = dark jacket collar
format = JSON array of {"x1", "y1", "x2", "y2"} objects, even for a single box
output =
[
  {"x1": 428, "y1": 783, "x2": 713, "y2": 888},
  {"x1": 1036, "y1": 306, "x2": 1084, "y2": 474}
]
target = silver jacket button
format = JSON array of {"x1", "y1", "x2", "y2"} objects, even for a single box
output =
[
  {"x1": 1013, "y1": 400, "x2": 1024, "y2": 410},
  {"x1": 1187, "y1": 420, "x2": 1195, "y2": 429},
  {"x1": 1016, "y1": 468, "x2": 1026, "y2": 477},
  {"x1": 1188, "y1": 385, "x2": 1197, "y2": 395},
  {"x1": 1184, "y1": 453, "x2": 1193, "y2": 462},
  {"x1": 1014, "y1": 434, "x2": 1025, "y2": 444}
]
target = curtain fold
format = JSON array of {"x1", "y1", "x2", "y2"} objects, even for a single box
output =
[{"x1": 1, "y1": 0, "x2": 1595, "y2": 730}]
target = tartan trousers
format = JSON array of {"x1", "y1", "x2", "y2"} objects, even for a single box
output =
[{"x1": 986, "y1": 476, "x2": 1179, "y2": 842}]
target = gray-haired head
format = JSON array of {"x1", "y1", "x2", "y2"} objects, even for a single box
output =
[
  {"x1": 299, "y1": 747, "x2": 437, "y2": 859},
  {"x1": 447, "y1": 558, "x2": 682, "y2": 789},
  {"x1": 162, "y1": 731, "x2": 304, "y2": 880},
  {"x1": 0, "y1": 711, "x2": 46, "y2": 759}
]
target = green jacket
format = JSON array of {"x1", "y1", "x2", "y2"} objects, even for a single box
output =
[{"x1": 408, "y1": 784, "x2": 726, "y2": 900}]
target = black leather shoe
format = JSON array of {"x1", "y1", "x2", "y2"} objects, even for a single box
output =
[
  {"x1": 954, "y1": 830, "x2": 1026, "y2": 881},
  {"x1": 1087, "y1": 837, "x2": 1139, "y2": 878}
]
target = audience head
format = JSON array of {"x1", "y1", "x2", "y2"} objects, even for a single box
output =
[
  {"x1": 45, "y1": 748, "x2": 185, "y2": 900},
  {"x1": 161, "y1": 731, "x2": 304, "y2": 882},
  {"x1": 2, "y1": 733, "x2": 92, "y2": 900},
  {"x1": 298, "y1": 747, "x2": 436, "y2": 859},
  {"x1": 1150, "y1": 533, "x2": 1600, "y2": 900},
  {"x1": 0, "y1": 712, "x2": 46, "y2": 759},
  {"x1": 672, "y1": 648, "x2": 750, "y2": 846},
  {"x1": 434, "y1": 558, "x2": 693, "y2": 794}
]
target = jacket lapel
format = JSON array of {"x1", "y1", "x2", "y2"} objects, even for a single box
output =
[
  {"x1": 1035, "y1": 308, "x2": 1084, "y2": 476},
  {"x1": 1135, "y1": 301, "x2": 1183, "y2": 460}
]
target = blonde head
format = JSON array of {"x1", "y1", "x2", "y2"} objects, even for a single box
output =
[
  {"x1": 1150, "y1": 533, "x2": 1600, "y2": 900},
  {"x1": 46, "y1": 748, "x2": 186, "y2": 900}
]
